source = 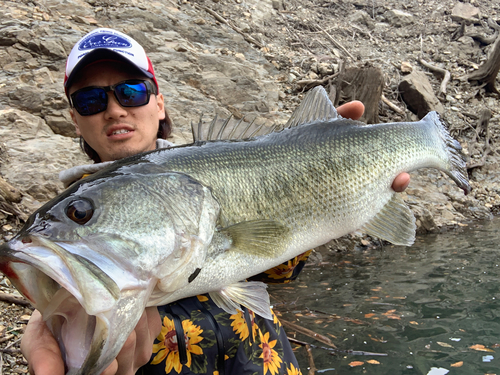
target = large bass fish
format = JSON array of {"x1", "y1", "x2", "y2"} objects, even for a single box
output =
[{"x1": 0, "y1": 87, "x2": 470, "y2": 374}]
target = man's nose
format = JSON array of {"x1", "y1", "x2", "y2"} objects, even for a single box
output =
[{"x1": 104, "y1": 93, "x2": 128, "y2": 119}]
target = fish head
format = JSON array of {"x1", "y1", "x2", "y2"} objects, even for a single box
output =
[{"x1": 0, "y1": 163, "x2": 220, "y2": 374}]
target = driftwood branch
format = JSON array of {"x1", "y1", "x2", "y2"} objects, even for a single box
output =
[
  {"x1": 468, "y1": 31, "x2": 499, "y2": 45},
  {"x1": 280, "y1": 318, "x2": 337, "y2": 348},
  {"x1": 0, "y1": 292, "x2": 30, "y2": 307},
  {"x1": 418, "y1": 57, "x2": 451, "y2": 97},
  {"x1": 468, "y1": 18, "x2": 500, "y2": 45},
  {"x1": 287, "y1": 338, "x2": 317, "y2": 375},
  {"x1": 195, "y1": 5, "x2": 264, "y2": 49},
  {"x1": 305, "y1": 344, "x2": 316, "y2": 375},
  {"x1": 467, "y1": 108, "x2": 492, "y2": 170}
]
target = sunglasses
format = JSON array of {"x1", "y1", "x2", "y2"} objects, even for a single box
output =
[{"x1": 70, "y1": 80, "x2": 157, "y2": 116}]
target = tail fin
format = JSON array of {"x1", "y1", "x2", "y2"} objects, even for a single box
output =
[{"x1": 424, "y1": 111, "x2": 471, "y2": 195}]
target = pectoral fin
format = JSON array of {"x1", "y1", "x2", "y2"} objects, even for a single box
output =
[
  {"x1": 210, "y1": 281, "x2": 273, "y2": 320},
  {"x1": 219, "y1": 219, "x2": 289, "y2": 258},
  {"x1": 361, "y1": 194, "x2": 416, "y2": 246}
]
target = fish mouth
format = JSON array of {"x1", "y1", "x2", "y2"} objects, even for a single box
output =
[{"x1": 0, "y1": 236, "x2": 154, "y2": 375}]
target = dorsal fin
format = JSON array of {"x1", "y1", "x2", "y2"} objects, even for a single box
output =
[
  {"x1": 284, "y1": 85, "x2": 338, "y2": 128},
  {"x1": 191, "y1": 115, "x2": 279, "y2": 142},
  {"x1": 191, "y1": 85, "x2": 338, "y2": 142}
]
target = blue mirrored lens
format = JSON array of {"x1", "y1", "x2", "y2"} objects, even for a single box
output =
[
  {"x1": 73, "y1": 89, "x2": 107, "y2": 116},
  {"x1": 115, "y1": 82, "x2": 148, "y2": 107}
]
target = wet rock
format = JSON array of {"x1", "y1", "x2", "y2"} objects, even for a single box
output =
[{"x1": 398, "y1": 69, "x2": 445, "y2": 118}]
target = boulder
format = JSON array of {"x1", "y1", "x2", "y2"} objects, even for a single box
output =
[
  {"x1": 0, "y1": 109, "x2": 89, "y2": 201},
  {"x1": 384, "y1": 9, "x2": 414, "y2": 27},
  {"x1": 398, "y1": 70, "x2": 445, "y2": 118},
  {"x1": 451, "y1": 3, "x2": 480, "y2": 25}
]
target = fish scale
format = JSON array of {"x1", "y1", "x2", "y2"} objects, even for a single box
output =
[{"x1": 138, "y1": 116, "x2": 460, "y2": 246}]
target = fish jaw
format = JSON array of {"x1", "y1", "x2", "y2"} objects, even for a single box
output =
[{"x1": 0, "y1": 236, "x2": 156, "y2": 375}]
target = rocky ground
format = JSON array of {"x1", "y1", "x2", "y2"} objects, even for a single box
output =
[{"x1": 1, "y1": 0, "x2": 500, "y2": 372}]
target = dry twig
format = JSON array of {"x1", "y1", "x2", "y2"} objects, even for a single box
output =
[
  {"x1": 287, "y1": 338, "x2": 317, "y2": 375},
  {"x1": 381, "y1": 94, "x2": 405, "y2": 114},
  {"x1": 295, "y1": 72, "x2": 340, "y2": 91},
  {"x1": 305, "y1": 344, "x2": 316, "y2": 375},
  {"x1": 316, "y1": 25, "x2": 355, "y2": 61},
  {"x1": 418, "y1": 57, "x2": 451, "y2": 97},
  {"x1": 0, "y1": 335, "x2": 15, "y2": 345},
  {"x1": 0, "y1": 348, "x2": 20, "y2": 355}
]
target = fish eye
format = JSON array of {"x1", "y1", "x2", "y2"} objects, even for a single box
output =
[{"x1": 66, "y1": 199, "x2": 94, "y2": 225}]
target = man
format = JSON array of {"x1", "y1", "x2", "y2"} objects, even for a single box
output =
[{"x1": 21, "y1": 28, "x2": 410, "y2": 375}]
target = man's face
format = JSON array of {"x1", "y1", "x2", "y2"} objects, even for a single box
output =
[{"x1": 69, "y1": 61, "x2": 165, "y2": 162}]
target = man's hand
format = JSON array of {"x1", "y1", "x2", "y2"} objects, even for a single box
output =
[
  {"x1": 21, "y1": 307, "x2": 162, "y2": 375},
  {"x1": 21, "y1": 310, "x2": 65, "y2": 375},
  {"x1": 336, "y1": 100, "x2": 411, "y2": 193},
  {"x1": 101, "y1": 307, "x2": 162, "y2": 375}
]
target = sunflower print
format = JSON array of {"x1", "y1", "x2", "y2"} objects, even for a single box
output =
[
  {"x1": 272, "y1": 309, "x2": 281, "y2": 327},
  {"x1": 259, "y1": 330, "x2": 283, "y2": 375},
  {"x1": 230, "y1": 310, "x2": 249, "y2": 341},
  {"x1": 251, "y1": 250, "x2": 312, "y2": 284},
  {"x1": 151, "y1": 316, "x2": 204, "y2": 373},
  {"x1": 230, "y1": 308, "x2": 259, "y2": 346},
  {"x1": 286, "y1": 363, "x2": 302, "y2": 375},
  {"x1": 263, "y1": 258, "x2": 301, "y2": 280}
]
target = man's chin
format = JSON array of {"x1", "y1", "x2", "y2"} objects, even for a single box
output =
[{"x1": 103, "y1": 145, "x2": 155, "y2": 162}]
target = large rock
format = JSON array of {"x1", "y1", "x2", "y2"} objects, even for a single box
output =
[
  {"x1": 0, "y1": 109, "x2": 89, "y2": 201},
  {"x1": 398, "y1": 70, "x2": 445, "y2": 118},
  {"x1": 384, "y1": 9, "x2": 414, "y2": 27},
  {"x1": 451, "y1": 3, "x2": 480, "y2": 25}
]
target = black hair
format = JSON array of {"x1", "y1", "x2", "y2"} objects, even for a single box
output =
[{"x1": 80, "y1": 110, "x2": 172, "y2": 163}]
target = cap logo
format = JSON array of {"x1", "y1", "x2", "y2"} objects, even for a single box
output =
[{"x1": 78, "y1": 32, "x2": 132, "y2": 51}]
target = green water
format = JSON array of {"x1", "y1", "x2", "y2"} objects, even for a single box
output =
[{"x1": 269, "y1": 219, "x2": 500, "y2": 374}]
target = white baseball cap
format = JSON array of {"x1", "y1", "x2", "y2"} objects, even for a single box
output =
[{"x1": 64, "y1": 28, "x2": 158, "y2": 94}]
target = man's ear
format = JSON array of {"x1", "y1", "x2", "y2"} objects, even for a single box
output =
[
  {"x1": 156, "y1": 93, "x2": 166, "y2": 120},
  {"x1": 70, "y1": 109, "x2": 82, "y2": 136}
]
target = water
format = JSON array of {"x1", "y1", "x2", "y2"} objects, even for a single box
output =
[{"x1": 268, "y1": 219, "x2": 500, "y2": 374}]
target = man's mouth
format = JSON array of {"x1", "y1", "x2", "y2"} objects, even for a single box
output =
[{"x1": 111, "y1": 129, "x2": 131, "y2": 136}]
